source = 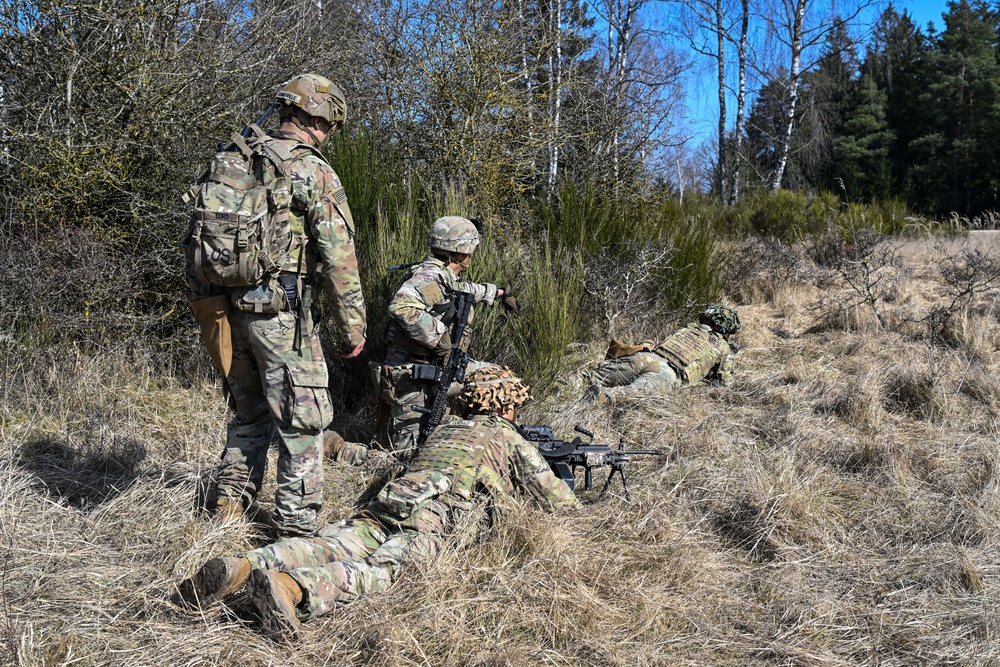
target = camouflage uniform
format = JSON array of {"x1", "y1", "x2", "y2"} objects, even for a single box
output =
[
  {"x1": 190, "y1": 132, "x2": 366, "y2": 536},
  {"x1": 374, "y1": 256, "x2": 499, "y2": 452},
  {"x1": 590, "y1": 322, "x2": 735, "y2": 392},
  {"x1": 240, "y1": 414, "x2": 577, "y2": 619}
]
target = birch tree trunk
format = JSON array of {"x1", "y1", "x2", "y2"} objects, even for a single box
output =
[
  {"x1": 771, "y1": 0, "x2": 806, "y2": 192},
  {"x1": 729, "y1": 0, "x2": 749, "y2": 204},
  {"x1": 714, "y1": 0, "x2": 726, "y2": 202}
]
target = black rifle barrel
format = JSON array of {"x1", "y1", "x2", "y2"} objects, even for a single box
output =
[{"x1": 219, "y1": 102, "x2": 282, "y2": 152}]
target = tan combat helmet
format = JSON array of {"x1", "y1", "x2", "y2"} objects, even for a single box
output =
[
  {"x1": 427, "y1": 216, "x2": 481, "y2": 255},
  {"x1": 460, "y1": 366, "x2": 532, "y2": 414},
  {"x1": 275, "y1": 73, "x2": 347, "y2": 129}
]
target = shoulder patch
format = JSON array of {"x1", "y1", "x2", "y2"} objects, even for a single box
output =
[
  {"x1": 333, "y1": 186, "x2": 348, "y2": 204},
  {"x1": 417, "y1": 280, "x2": 445, "y2": 305}
]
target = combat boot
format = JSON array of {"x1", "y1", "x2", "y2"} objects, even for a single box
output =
[
  {"x1": 323, "y1": 430, "x2": 369, "y2": 466},
  {"x1": 213, "y1": 496, "x2": 245, "y2": 523},
  {"x1": 246, "y1": 569, "x2": 304, "y2": 641},
  {"x1": 178, "y1": 556, "x2": 252, "y2": 609}
]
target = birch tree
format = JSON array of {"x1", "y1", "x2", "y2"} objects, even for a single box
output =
[{"x1": 764, "y1": 0, "x2": 877, "y2": 191}]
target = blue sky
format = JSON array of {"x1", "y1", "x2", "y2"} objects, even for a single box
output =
[
  {"x1": 678, "y1": 0, "x2": 956, "y2": 154},
  {"x1": 907, "y1": 0, "x2": 951, "y2": 32}
]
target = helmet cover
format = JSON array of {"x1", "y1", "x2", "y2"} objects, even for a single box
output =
[
  {"x1": 460, "y1": 366, "x2": 531, "y2": 413},
  {"x1": 275, "y1": 73, "x2": 347, "y2": 128},
  {"x1": 699, "y1": 304, "x2": 741, "y2": 337},
  {"x1": 427, "y1": 216, "x2": 481, "y2": 254}
]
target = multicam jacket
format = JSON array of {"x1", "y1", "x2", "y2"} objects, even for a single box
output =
[
  {"x1": 653, "y1": 322, "x2": 735, "y2": 386},
  {"x1": 372, "y1": 414, "x2": 578, "y2": 528},
  {"x1": 187, "y1": 133, "x2": 366, "y2": 349},
  {"x1": 384, "y1": 257, "x2": 498, "y2": 358}
]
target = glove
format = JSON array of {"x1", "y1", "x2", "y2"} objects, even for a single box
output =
[
  {"x1": 500, "y1": 287, "x2": 522, "y2": 315},
  {"x1": 434, "y1": 330, "x2": 453, "y2": 359}
]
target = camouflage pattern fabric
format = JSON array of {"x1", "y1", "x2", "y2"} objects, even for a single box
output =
[
  {"x1": 240, "y1": 415, "x2": 576, "y2": 619},
  {"x1": 589, "y1": 351, "x2": 681, "y2": 391},
  {"x1": 652, "y1": 322, "x2": 734, "y2": 386},
  {"x1": 383, "y1": 256, "x2": 497, "y2": 354},
  {"x1": 194, "y1": 134, "x2": 366, "y2": 537},
  {"x1": 589, "y1": 322, "x2": 734, "y2": 391},
  {"x1": 373, "y1": 257, "x2": 499, "y2": 452},
  {"x1": 377, "y1": 358, "x2": 495, "y2": 454}
]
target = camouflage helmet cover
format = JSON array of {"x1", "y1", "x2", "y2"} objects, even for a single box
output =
[
  {"x1": 427, "y1": 216, "x2": 481, "y2": 254},
  {"x1": 275, "y1": 74, "x2": 347, "y2": 128},
  {"x1": 460, "y1": 366, "x2": 531, "y2": 414},
  {"x1": 700, "y1": 304, "x2": 741, "y2": 337}
]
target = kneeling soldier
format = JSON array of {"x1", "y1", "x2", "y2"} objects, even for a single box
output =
[
  {"x1": 179, "y1": 366, "x2": 577, "y2": 640},
  {"x1": 586, "y1": 304, "x2": 740, "y2": 399},
  {"x1": 373, "y1": 216, "x2": 518, "y2": 453}
]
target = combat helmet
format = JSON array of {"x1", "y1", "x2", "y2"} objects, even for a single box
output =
[
  {"x1": 461, "y1": 366, "x2": 531, "y2": 414},
  {"x1": 699, "y1": 304, "x2": 741, "y2": 337},
  {"x1": 428, "y1": 216, "x2": 481, "y2": 255},
  {"x1": 275, "y1": 74, "x2": 347, "y2": 129}
]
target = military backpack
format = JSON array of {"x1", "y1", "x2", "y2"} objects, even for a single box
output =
[{"x1": 181, "y1": 125, "x2": 306, "y2": 288}]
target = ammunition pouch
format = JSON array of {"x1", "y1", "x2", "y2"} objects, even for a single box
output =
[
  {"x1": 230, "y1": 274, "x2": 312, "y2": 314},
  {"x1": 375, "y1": 471, "x2": 450, "y2": 520}
]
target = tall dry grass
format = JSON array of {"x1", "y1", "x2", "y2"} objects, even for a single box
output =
[{"x1": 3, "y1": 235, "x2": 1000, "y2": 665}]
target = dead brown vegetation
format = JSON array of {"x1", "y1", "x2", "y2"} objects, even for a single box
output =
[{"x1": 3, "y1": 235, "x2": 1000, "y2": 665}]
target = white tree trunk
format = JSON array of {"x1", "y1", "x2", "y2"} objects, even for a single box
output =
[
  {"x1": 730, "y1": 0, "x2": 749, "y2": 204},
  {"x1": 771, "y1": 0, "x2": 806, "y2": 192}
]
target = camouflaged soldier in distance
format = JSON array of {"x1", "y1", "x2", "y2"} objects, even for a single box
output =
[
  {"x1": 374, "y1": 217, "x2": 501, "y2": 453},
  {"x1": 182, "y1": 367, "x2": 576, "y2": 635},
  {"x1": 188, "y1": 74, "x2": 366, "y2": 538},
  {"x1": 588, "y1": 304, "x2": 739, "y2": 394}
]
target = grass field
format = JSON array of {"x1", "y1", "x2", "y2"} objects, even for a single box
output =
[{"x1": 2, "y1": 234, "x2": 999, "y2": 666}]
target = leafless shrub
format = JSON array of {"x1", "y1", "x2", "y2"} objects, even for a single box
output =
[
  {"x1": 937, "y1": 242, "x2": 1000, "y2": 311},
  {"x1": 725, "y1": 236, "x2": 803, "y2": 304},
  {"x1": 807, "y1": 227, "x2": 903, "y2": 331},
  {"x1": 584, "y1": 242, "x2": 677, "y2": 339}
]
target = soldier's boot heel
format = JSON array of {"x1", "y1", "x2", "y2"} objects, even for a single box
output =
[
  {"x1": 247, "y1": 569, "x2": 304, "y2": 641},
  {"x1": 179, "y1": 556, "x2": 252, "y2": 609}
]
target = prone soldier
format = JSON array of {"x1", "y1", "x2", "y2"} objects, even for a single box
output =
[
  {"x1": 179, "y1": 366, "x2": 577, "y2": 640},
  {"x1": 586, "y1": 304, "x2": 741, "y2": 400}
]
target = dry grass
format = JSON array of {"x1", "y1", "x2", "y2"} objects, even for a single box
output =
[{"x1": 4, "y1": 236, "x2": 1000, "y2": 665}]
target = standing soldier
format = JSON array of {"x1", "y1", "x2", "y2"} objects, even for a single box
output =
[
  {"x1": 585, "y1": 304, "x2": 740, "y2": 400},
  {"x1": 179, "y1": 367, "x2": 578, "y2": 640},
  {"x1": 372, "y1": 216, "x2": 519, "y2": 453},
  {"x1": 184, "y1": 74, "x2": 366, "y2": 538}
]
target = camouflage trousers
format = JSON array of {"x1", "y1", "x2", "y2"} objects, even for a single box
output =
[
  {"x1": 242, "y1": 503, "x2": 446, "y2": 619},
  {"x1": 589, "y1": 352, "x2": 681, "y2": 391},
  {"x1": 216, "y1": 307, "x2": 334, "y2": 536},
  {"x1": 373, "y1": 356, "x2": 495, "y2": 454}
]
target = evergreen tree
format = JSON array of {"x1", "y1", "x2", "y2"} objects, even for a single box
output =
[
  {"x1": 832, "y1": 72, "x2": 894, "y2": 200},
  {"x1": 908, "y1": 0, "x2": 1000, "y2": 214}
]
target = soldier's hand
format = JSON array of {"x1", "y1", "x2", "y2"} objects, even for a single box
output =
[{"x1": 500, "y1": 287, "x2": 522, "y2": 315}]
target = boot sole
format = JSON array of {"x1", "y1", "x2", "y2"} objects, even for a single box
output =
[
  {"x1": 179, "y1": 558, "x2": 247, "y2": 609},
  {"x1": 247, "y1": 569, "x2": 302, "y2": 641}
]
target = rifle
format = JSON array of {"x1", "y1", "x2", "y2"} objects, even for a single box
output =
[
  {"x1": 217, "y1": 101, "x2": 282, "y2": 152},
  {"x1": 413, "y1": 291, "x2": 474, "y2": 443},
  {"x1": 519, "y1": 425, "x2": 662, "y2": 501}
]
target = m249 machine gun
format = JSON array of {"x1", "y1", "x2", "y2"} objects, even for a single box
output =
[{"x1": 519, "y1": 425, "x2": 662, "y2": 501}]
